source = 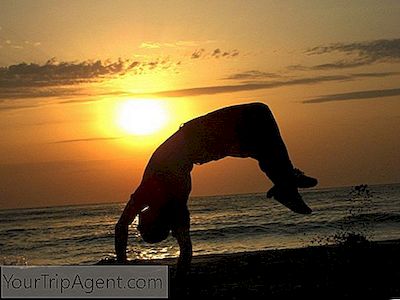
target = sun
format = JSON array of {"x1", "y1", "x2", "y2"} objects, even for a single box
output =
[{"x1": 116, "y1": 99, "x2": 168, "y2": 135}]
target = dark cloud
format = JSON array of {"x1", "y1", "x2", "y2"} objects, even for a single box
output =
[
  {"x1": 350, "y1": 71, "x2": 400, "y2": 78},
  {"x1": 298, "y1": 38, "x2": 400, "y2": 70},
  {"x1": 309, "y1": 59, "x2": 373, "y2": 70},
  {"x1": 0, "y1": 57, "x2": 180, "y2": 100},
  {"x1": 0, "y1": 46, "x2": 240, "y2": 102},
  {"x1": 0, "y1": 57, "x2": 180, "y2": 89},
  {"x1": 303, "y1": 87, "x2": 400, "y2": 104},
  {"x1": 223, "y1": 70, "x2": 282, "y2": 81},
  {"x1": 147, "y1": 72, "x2": 394, "y2": 98},
  {"x1": 306, "y1": 38, "x2": 400, "y2": 61},
  {"x1": 191, "y1": 48, "x2": 239, "y2": 59},
  {"x1": 287, "y1": 65, "x2": 310, "y2": 71},
  {"x1": 0, "y1": 86, "x2": 92, "y2": 101},
  {"x1": 0, "y1": 58, "x2": 130, "y2": 88},
  {"x1": 51, "y1": 137, "x2": 122, "y2": 144},
  {"x1": 191, "y1": 49, "x2": 205, "y2": 59},
  {"x1": 212, "y1": 48, "x2": 221, "y2": 57},
  {"x1": 230, "y1": 49, "x2": 239, "y2": 57},
  {"x1": 0, "y1": 104, "x2": 41, "y2": 111},
  {"x1": 57, "y1": 98, "x2": 101, "y2": 105},
  {"x1": 0, "y1": 93, "x2": 101, "y2": 112},
  {"x1": 213, "y1": 48, "x2": 239, "y2": 58}
]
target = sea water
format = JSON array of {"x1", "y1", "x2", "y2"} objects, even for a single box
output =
[{"x1": 1, "y1": 183, "x2": 399, "y2": 265}]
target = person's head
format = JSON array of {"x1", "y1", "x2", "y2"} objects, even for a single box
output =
[
  {"x1": 138, "y1": 205, "x2": 171, "y2": 243},
  {"x1": 135, "y1": 175, "x2": 172, "y2": 243}
]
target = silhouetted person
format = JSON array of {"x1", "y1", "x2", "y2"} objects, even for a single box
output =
[{"x1": 115, "y1": 102, "x2": 317, "y2": 276}]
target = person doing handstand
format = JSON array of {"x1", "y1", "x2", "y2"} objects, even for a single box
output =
[{"x1": 115, "y1": 102, "x2": 317, "y2": 275}]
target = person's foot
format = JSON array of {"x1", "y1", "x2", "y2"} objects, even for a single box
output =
[
  {"x1": 294, "y1": 168, "x2": 318, "y2": 188},
  {"x1": 267, "y1": 185, "x2": 312, "y2": 214}
]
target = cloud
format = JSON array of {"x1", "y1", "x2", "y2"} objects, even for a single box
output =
[
  {"x1": 211, "y1": 48, "x2": 239, "y2": 58},
  {"x1": 0, "y1": 38, "x2": 41, "y2": 50},
  {"x1": 212, "y1": 48, "x2": 221, "y2": 57},
  {"x1": 0, "y1": 57, "x2": 179, "y2": 88},
  {"x1": 306, "y1": 38, "x2": 400, "y2": 61},
  {"x1": 190, "y1": 48, "x2": 239, "y2": 59},
  {"x1": 297, "y1": 38, "x2": 400, "y2": 70},
  {"x1": 0, "y1": 44, "x2": 239, "y2": 101},
  {"x1": 307, "y1": 59, "x2": 372, "y2": 70},
  {"x1": 223, "y1": 70, "x2": 282, "y2": 81},
  {"x1": 57, "y1": 98, "x2": 100, "y2": 105},
  {"x1": 0, "y1": 58, "x2": 130, "y2": 88},
  {"x1": 140, "y1": 42, "x2": 161, "y2": 49},
  {"x1": 0, "y1": 86, "x2": 93, "y2": 101},
  {"x1": 303, "y1": 87, "x2": 400, "y2": 104},
  {"x1": 51, "y1": 137, "x2": 122, "y2": 144},
  {"x1": 0, "y1": 57, "x2": 181, "y2": 100},
  {"x1": 191, "y1": 48, "x2": 205, "y2": 59},
  {"x1": 349, "y1": 71, "x2": 400, "y2": 78},
  {"x1": 146, "y1": 72, "x2": 395, "y2": 98},
  {"x1": 139, "y1": 40, "x2": 216, "y2": 49},
  {"x1": 0, "y1": 104, "x2": 41, "y2": 111},
  {"x1": 0, "y1": 90, "x2": 102, "y2": 111}
]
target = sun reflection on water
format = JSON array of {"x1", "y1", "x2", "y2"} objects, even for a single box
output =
[{"x1": 128, "y1": 245, "x2": 179, "y2": 260}]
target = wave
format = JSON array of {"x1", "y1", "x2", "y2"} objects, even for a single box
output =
[
  {"x1": 189, "y1": 212, "x2": 400, "y2": 240},
  {"x1": 1, "y1": 232, "x2": 114, "y2": 252},
  {"x1": 332, "y1": 212, "x2": 400, "y2": 225},
  {"x1": 0, "y1": 204, "x2": 121, "y2": 223},
  {"x1": 190, "y1": 223, "x2": 314, "y2": 240}
]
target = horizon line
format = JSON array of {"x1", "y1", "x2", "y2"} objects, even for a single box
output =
[{"x1": 1, "y1": 181, "x2": 399, "y2": 211}]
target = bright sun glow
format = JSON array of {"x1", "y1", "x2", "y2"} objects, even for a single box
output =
[{"x1": 116, "y1": 99, "x2": 168, "y2": 135}]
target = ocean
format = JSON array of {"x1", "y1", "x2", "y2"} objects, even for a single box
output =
[{"x1": 1, "y1": 183, "x2": 400, "y2": 265}]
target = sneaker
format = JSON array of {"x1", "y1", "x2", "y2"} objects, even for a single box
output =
[
  {"x1": 294, "y1": 168, "x2": 318, "y2": 188},
  {"x1": 266, "y1": 168, "x2": 317, "y2": 198},
  {"x1": 267, "y1": 185, "x2": 312, "y2": 214}
]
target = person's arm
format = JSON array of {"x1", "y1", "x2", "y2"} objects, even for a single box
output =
[
  {"x1": 115, "y1": 192, "x2": 142, "y2": 263},
  {"x1": 115, "y1": 223, "x2": 128, "y2": 263},
  {"x1": 173, "y1": 228, "x2": 192, "y2": 277}
]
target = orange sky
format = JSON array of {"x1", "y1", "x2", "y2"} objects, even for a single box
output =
[{"x1": 1, "y1": 0, "x2": 400, "y2": 209}]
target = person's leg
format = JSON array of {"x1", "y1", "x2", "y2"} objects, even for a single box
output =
[
  {"x1": 166, "y1": 172, "x2": 193, "y2": 278},
  {"x1": 252, "y1": 107, "x2": 314, "y2": 214},
  {"x1": 172, "y1": 226, "x2": 192, "y2": 279},
  {"x1": 257, "y1": 143, "x2": 294, "y2": 187},
  {"x1": 169, "y1": 197, "x2": 192, "y2": 276},
  {"x1": 254, "y1": 105, "x2": 297, "y2": 187}
]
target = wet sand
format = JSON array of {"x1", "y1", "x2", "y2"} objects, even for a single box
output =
[{"x1": 98, "y1": 239, "x2": 400, "y2": 299}]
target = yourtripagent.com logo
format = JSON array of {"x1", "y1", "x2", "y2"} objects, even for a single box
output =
[{"x1": 1, "y1": 266, "x2": 168, "y2": 298}]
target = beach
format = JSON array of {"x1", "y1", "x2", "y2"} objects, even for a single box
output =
[
  {"x1": 2, "y1": 184, "x2": 400, "y2": 298},
  {"x1": 99, "y1": 239, "x2": 400, "y2": 299}
]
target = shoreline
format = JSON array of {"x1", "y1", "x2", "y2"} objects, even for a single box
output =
[{"x1": 99, "y1": 239, "x2": 400, "y2": 299}]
